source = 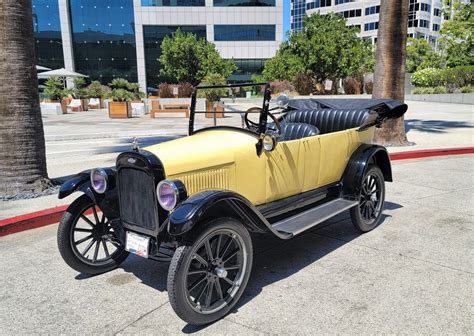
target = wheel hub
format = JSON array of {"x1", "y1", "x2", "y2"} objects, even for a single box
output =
[{"x1": 214, "y1": 267, "x2": 228, "y2": 279}]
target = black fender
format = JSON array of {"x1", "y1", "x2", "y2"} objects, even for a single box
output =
[
  {"x1": 342, "y1": 144, "x2": 392, "y2": 200},
  {"x1": 58, "y1": 168, "x2": 120, "y2": 220},
  {"x1": 168, "y1": 190, "x2": 291, "y2": 239}
]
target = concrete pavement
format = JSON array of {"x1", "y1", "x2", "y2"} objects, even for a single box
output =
[{"x1": 1, "y1": 155, "x2": 472, "y2": 334}]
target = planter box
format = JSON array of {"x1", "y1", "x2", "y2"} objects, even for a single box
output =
[
  {"x1": 205, "y1": 100, "x2": 224, "y2": 118},
  {"x1": 108, "y1": 101, "x2": 131, "y2": 118},
  {"x1": 81, "y1": 99, "x2": 89, "y2": 111}
]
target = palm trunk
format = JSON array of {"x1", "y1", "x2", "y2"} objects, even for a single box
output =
[
  {"x1": 372, "y1": 0, "x2": 409, "y2": 146},
  {"x1": 0, "y1": 0, "x2": 48, "y2": 196}
]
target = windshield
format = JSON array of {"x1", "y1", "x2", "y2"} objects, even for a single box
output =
[{"x1": 189, "y1": 83, "x2": 272, "y2": 136}]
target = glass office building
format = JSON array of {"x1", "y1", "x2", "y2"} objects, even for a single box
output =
[{"x1": 32, "y1": 0, "x2": 283, "y2": 91}]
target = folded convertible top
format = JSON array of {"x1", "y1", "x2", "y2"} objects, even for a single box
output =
[{"x1": 287, "y1": 98, "x2": 408, "y2": 129}]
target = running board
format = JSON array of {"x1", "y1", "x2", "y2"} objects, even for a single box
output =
[{"x1": 272, "y1": 199, "x2": 357, "y2": 236}]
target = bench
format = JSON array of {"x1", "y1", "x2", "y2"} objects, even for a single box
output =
[{"x1": 150, "y1": 100, "x2": 190, "y2": 118}]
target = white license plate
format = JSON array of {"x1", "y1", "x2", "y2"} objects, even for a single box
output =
[{"x1": 125, "y1": 231, "x2": 150, "y2": 258}]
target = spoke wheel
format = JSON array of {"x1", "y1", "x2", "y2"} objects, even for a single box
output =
[
  {"x1": 57, "y1": 194, "x2": 129, "y2": 275},
  {"x1": 350, "y1": 165, "x2": 385, "y2": 233},
  {"x1": 167, "y1": 218, "x2": 253, "y2": 325}
]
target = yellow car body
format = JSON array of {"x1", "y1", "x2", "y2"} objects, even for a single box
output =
[{"x1": 146, "y1": 127, "x2": 375, "y2": 206}]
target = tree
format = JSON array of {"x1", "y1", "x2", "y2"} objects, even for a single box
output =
[
  {"x1": 0, "y1": 0, "x2": 49, "y2": 196},
  {"x1": 406, "y1": 37, "x2": 444, "y2": 73},
  {"x1": 372, "y1": 0, "x2": 409, "y2": 146},
  {"x1": 159, "y1": 29, "x2": 236, "y2": 86},
  {"x1": 439, "y1": 0, "x2": 473, "y2": 67},
  {"x1": 262, "y1": 13, "x2": 371, "y2": 85}
]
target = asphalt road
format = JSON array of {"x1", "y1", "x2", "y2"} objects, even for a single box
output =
[{"x1": 1, "y1": 155, "x2": 472, "y2": 334}]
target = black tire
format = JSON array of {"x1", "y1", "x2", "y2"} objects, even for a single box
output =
[
  {"x1": 57, "y1": 194, "x2": 129, "y2": 275},
  {"x1": 350, "y1": 165, "x2": 386, "y2": 233},
  {"x1": 167, "y1": 218, "x2": 253, "y2": 325}
]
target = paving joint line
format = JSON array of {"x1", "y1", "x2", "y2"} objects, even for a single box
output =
[
  {"x1": 113, "y1": 301, "x2": 169, "y2": 335},
  {"x1": 310, "y1": 231, "x2": 473, "y2": 275}
]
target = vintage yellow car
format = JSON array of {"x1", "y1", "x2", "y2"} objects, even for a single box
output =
[{"x1": 57, "y1": 83, "x2": 407, "y2": 325}]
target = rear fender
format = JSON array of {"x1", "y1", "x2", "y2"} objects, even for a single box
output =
[
  {"x1": 342, "y1": 144, "x2": 392, "y2": 200},
  {"x1": 168, "y1": 190, "x2": 291, "y2": 239}
]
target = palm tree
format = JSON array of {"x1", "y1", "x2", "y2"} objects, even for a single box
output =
[
  {"x1": 372, "y1": 0, "x2": 409, "y2": 146},
  {"x1": 0, "y1": 0, "x2": 48, "y2": 196}
]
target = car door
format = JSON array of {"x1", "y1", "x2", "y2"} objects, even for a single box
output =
[
  {"x1": 264, "y1": 139, "x2": 304, "y2": 203},
  {"x1": 318, "y1": 130, "x2": 351, "y2": 186}
]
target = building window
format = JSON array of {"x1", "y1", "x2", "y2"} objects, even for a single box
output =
[
  {"x1": 228, "y1": 59, "x2": 266, "y2": 82},
  {"x1": 432, "y1": 23, "x2": 440, "y2": 31},
  {"x1": 32, "y1": 0, "x2": 64, "y2": 69},
  {"x1": 69, "y1": 0, "x2": 137, "y2": 83},
  {"x1": 337, "y1": 9, "x2": 362, "y2": 19},
  {"x1": 364, "y1": 22, "x2": 378, "y2": 31},
  {"x1": 143, "y1": 25, "x2": 206, "y2": 87},
  {"x1": 306, "y1": 0, "x2": 331, "y2": 10},
  {"x1": 365, "y1": 5, "x2": 380, "y2": 16},
  {"x1": 141, "y1": 0, "x2": 205, "y2": 6},
  {"x1": 408, "y1": 19, "x2": 418, "y2": 27},
  {"x1": 419, "y1": 19, "x2": 430, "y2": 28},
  {"x1": 291, "y1": 0, "x2": 306, "y2": 32},
  {"x1": 214, "y1": 0, "x2": 275, "y2": 6},
  {"x1": 214, "y1": 25, "x2": 275, "y2": 41},
  {"x1": 335, "y1": 0, "x2": 354, "y2": 5},
  {"x1": 420, "y1": 3, "x2": 431, "y2": 12},
  {"x1": 434, "y1": 8, "x2": 441, "y2": 16}
]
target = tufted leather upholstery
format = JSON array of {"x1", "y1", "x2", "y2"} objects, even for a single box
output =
[
  {"x1": 280, "y1": 123, "x2": 320, "y2": 141},
  {"x1": 284, "y1": 109, "x2": 370, "y2": 134}
]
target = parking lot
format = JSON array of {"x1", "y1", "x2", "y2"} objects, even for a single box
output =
[{"x1": 1, "y1": 154, "x2": 472, "y2": 334}]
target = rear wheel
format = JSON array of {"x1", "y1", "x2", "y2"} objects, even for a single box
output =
[
  {"x1": 57, "y1": 194, "x2": 129, "y2": 275},
  {"x1": 350, "y1": 165, "x2": 385, "y2": 232},
  {"x1": 167, "y1": 218, "x2": 253, "y2": 325}
]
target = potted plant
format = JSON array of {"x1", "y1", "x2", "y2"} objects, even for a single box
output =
[
  {"x1": 86, "y1": 80, "x2": 110, "y2": 108},
  {"x1": 72, "y1": 77, "x2": 89, "y2": 111},
  {"x1": 199, "y1": 73, "x2": 227, "y2": 119},
  {"x1": 107, "y1": 78, "x2": 144, "y2": 118},
  {"x1": 43, "y1": 76, "x2": 68, "y2": 113}
]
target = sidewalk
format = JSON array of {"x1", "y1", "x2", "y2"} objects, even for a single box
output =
[{"x1": 0, "y1": 99, "x2": 472, "y2": 220}]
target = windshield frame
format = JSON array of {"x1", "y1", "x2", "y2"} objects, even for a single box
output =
[{"x1": 188, "y1": 82, "x2": 271, "y2": 136}]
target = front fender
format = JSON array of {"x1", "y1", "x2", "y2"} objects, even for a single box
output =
[
  {"x1": 58, "y1": 171, "x2": 91, "y2": 199},
  {"x1": 168, "y1": 190, "x2": 291, "y2": 239},
  {"x1": 342, "y1": 144, "x2": 392, "y2": 199}
]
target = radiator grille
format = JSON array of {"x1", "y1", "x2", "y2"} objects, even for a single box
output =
[
  {"x1": 172, "y1": 166, "x2": 230, "y2": 195},
  {"x1": 118, "y1": 168, "x2": 158, "y2": 231}
]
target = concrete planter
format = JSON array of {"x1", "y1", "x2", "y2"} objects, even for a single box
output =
[
  {"x1": 205, "y1": 100, "x2": 224, "y2": 118},
  {"x1": 405, "y1": 93, "x2": 474, "y2": 105}
]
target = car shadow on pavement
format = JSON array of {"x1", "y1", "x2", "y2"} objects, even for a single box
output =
[{"x1": 405, "y1": 119, "x2": 473, "y2": 134}]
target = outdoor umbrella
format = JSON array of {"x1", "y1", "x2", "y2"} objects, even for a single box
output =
[
  {"x1": 36, "y1": 65, "x2": 51, "y2": 71},
  {"x1": 37, "y1": 68, "x2": 88, "y2": 79}
]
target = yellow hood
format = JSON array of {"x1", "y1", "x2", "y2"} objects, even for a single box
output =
[{"x1": 145, "y1": 129, "x2": 257, "y2": 176}]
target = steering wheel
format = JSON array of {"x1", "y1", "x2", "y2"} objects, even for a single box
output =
[{"x1": 244, "y1": 107, "x2": 282, "y2": 134}]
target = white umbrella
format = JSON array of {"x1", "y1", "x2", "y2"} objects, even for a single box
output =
[
  {"x1": 37, "y1": 68, "x2": 88, "y2": 79},
  {"x1": 36, "y1": 65, "x2": 51, "y2": 71}
]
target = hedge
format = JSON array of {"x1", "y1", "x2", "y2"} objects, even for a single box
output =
[{"x1": 412, "y1": 66, "x2": 474, "y2": 91}]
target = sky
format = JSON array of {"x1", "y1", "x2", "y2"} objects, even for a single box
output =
[{"x1": 283, "y1": 0, "x2": 291, "y2": 40}]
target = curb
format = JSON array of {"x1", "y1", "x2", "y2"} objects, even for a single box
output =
[{"x1": 1, "y1": 146, "x2": 473, "y2": 238}]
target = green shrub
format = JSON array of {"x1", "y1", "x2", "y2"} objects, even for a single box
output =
[
  {"x1": 460, "y1": 86, "x2": 474, "y2": 93},
  {"x1": 87, "y1": 81, "x2": 110, "y2": 98},
  {"x1": 412, "y1": 87, "x2": 424, "y2": 94},
  {"x1": 108, "y1": 78, "x2": 144, "y2": 100},
  {"x1": 442, "y1": 66, "x2": 473, "y2": 92},
  {"x1": 44, "y1": 76, "x2": 67, "y2": 100},
  {"x1": 411, "y1": 68, "x2": 444, "y2": 87},
  {"x1": 198, "y1": 73, "x2": 227, "y2": 102},
  {"x1": 432, "y1": 86, "x2": 447, "y2": 94},
  {"x1": 107, "y1": 88, "x2": 134, "y2": 102}
]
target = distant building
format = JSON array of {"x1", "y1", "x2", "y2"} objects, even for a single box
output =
[
  {"x1": 290, "y1": 0, "x2": 469, "y2": 47},
  {"x1": 32, "y1": 0, "x2": 283, "y2": 91}
]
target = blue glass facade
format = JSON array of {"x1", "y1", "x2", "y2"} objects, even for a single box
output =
[
  {"x1": 141, "y1": 0, "x2": 205, "y2": 6},
  {"x1": 143, "y1": 26, "x2": 206, "y2": 87},
  {"x1": 69, "y1": 0, "x2": 137, "y2": 83},
  {"x1": 214, "y1": 25, "x2": 275, "y2": 41},
  {"x1": 32, "y1": 0, "x2": 64, "y2": 69},
  {"x1": 214, "y1": 0, "x2": 275, "y2": 6},
  {"x1": 291, "y1": 0, "x2": 306, "y2": 31}
]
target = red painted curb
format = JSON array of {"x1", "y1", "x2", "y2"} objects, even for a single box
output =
[
  {"x1": 389, "y1": 146, "x2": 474, "y2": 161},
  {"x1": 1, "y1": 146, "x2": 473, "y2": 238}
]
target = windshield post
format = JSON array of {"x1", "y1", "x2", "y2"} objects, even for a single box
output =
[
  {"x1": 258, "y1": 83, "x2": 271, "y2": 136},
  {"x1": 188, "y1": 87, "x2": 198, "y2": 135}
]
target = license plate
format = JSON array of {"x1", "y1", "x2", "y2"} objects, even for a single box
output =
[{"x1": 125, "y1": 231, "x2": 150, "y2": 258}]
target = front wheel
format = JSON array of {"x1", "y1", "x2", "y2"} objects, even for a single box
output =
[
  {"x1": 350, "y1": 165, "x2": 386, "y2": 232},
  {"x1": 167, "y1": 218, "x2": 253, "y2": 325},
  {"x1": 57, "y1": 194, "x2": 129, "y2": 275}
]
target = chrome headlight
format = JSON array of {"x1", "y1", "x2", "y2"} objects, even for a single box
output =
[
  {"x1": 156, "y1": 180, "x2": 187, "y2": 211},
  {"x1": 90, "y1": 168, "x2": 108, "y2": 194}
]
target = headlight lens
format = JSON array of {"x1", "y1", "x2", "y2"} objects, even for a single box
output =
[
  {"x1": 90, "y1": 168, "x2": 108, "y2": 194},
  {"x1": 157, "y1": 180, "x2": 179, "y2": 211}
]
